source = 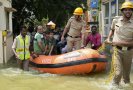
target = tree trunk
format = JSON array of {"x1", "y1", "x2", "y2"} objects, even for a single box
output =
[{"x1": 54, "y1": 14, "x2": 58, "y2": 23}]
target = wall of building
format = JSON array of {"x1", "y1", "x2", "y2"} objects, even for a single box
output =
[
  {"x1": 101, "y1": 0, "x2": 125, "y2": 49},
  {"x1": 5, "y1": 35, "x2": 13, "y2": 63},
  {"x1": 0, "y1": 0, "x2": 14, "y2": 63}
]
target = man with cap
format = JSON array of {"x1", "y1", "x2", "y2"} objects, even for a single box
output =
[
  {"x1": 61, "y1": 7, "x2": 86, "y2": 52},
  {"x1": 104, "y1": 2, "x2": 133, "y2": 88}
]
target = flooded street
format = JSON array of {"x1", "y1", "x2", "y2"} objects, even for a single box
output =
[{"x1": 0, "y1": 49, "x2": 133, "y2": 90}]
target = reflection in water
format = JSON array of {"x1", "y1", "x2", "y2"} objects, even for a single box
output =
[{"x1": 0, "y1": 49, "x2": 133, "y2": 90}]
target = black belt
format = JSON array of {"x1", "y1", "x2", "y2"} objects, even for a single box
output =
[
  {"x1": 68, "y1": 35, "x2": 80, "y2": 38},
  {"x1": 115, "y1": 46, "x2": 132, "y2": 50}
]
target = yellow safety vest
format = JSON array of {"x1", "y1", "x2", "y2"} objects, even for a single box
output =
[{"x1": 16, "y1": 35, "x2": 30, "y2": 60}]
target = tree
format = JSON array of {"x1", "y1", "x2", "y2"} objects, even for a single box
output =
[
  {"x1": 98, "y1": 0, "x2": 101, "y2": 11},
  {"x1": 12, "y1": 0, "x2": 35, "y2": 34},
  {"x1": 33, "y1": 17, "x2": 49, "y2": 31},
  {"x1": 12, "y1": 0, "x2": 87, "y2": 34}
]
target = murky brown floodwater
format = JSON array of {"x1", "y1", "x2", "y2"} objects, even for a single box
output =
[{"x1": 0, "y1": 49, "x2": 133, "y2": 90}]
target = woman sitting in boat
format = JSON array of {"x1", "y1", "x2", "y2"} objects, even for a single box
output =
[{"x1": 44, "y1": 30, "x2": 57, "y2": 56}]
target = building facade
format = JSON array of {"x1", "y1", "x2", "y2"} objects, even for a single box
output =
[
  {"x1": 101, "y1": 0, "x2": 132, "y2": 48},
  {"x1": 0, "y1": 0, "x2": 16, "y2": 63}
]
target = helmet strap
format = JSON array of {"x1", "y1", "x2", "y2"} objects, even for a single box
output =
[
  {"x1": 76, "y1": 15, "x2": 81, "y2": 21},
  {"x1": 123, "y1": 13, "x2": 132, "y2": 19},
  {"x1": 121, "y1": 9, "x2": 132, "y2": 19}
]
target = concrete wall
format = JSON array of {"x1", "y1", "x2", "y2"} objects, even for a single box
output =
[
  {"x1": 0, "y1": 31, "x2": 3, "y2": 63},
  {"x1": 101, "y1": 0, "x2": 126, "y2": 49},
  {"x1": 101, "y1": 0, "x2": 113, "y2": 49},
  {"x1": 101, "y1": 2, "x2": 105, "y2": 44},
  {"x1": 0, "y1": 0, "x2": 12, "y2": 31},
  {"x1": 0, "y1": 0, "x2": 14, "y2": 63},
  {"x1": 5, "y1": 35, "x2": 13, "y2": 63}
]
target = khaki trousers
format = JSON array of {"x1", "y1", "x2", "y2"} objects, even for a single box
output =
[
  {"x1": 111, "y1": 47, "x2": 133, "y2": 84},
  {"x1": 17, "y1": 59, "x2": 29, "y2": 71},
  {"x1": 66, "y1": 36, "x2": 81, "y2": 52}
]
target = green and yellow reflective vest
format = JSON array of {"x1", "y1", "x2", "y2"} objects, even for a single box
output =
[{"x1": 16, "y1": 35, "x2": 30, "y2": 60}]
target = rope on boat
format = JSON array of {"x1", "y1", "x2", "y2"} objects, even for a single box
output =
[{"x1": 91, "y1": 41, "x2": 118, "y2": 84}]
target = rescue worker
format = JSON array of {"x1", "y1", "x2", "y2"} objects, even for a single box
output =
[
  {"x1": 12, "y1": 25, "x2": 30, "y2": 71},
  {"x1": 104, "y1": 2, "x2": 133, "y2": 88},
  {"x1": 61, "y1": 7, "x2": 86, "y2": 52}
]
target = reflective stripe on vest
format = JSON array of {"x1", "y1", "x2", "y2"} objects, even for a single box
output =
[
  {"x1": 16, "y1": 35, "x2": 30, "y2": 60},
  {"x1": 16, "y1": 51, "x2": 29, "y2": 54}
]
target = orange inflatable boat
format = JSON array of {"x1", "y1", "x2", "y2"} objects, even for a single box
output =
[{"x1": 29, "y1": 48, "x2": 108, "y2": 74}]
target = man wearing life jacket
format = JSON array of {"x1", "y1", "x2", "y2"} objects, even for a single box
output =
[
  {"x1": 34, "y1": 25, "x2": 45, "y2": 55},
  {"x1": 61, "y1": 7, "x2": 86, "y2": 52},
  {"x1": 104, "y1": 2, "x2": 133, "y2": 88},
  {"x1": 12, "y1": 25, "x2": 30, "y2": 71}
]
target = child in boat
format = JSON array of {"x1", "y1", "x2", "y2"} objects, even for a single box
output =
[
  {"x1": 44, "y1": 30, "x2": 57, "y2": 55},
  {"x1": 43, "y1": 31, "x2": 50, "y2": 45}
]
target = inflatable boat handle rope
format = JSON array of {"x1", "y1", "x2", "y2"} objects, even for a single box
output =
[{"x1": 92, "y1": 41, "x2": 118, "y2": 84}]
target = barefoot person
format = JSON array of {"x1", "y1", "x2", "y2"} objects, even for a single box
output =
[{"x1": 12, "y1": 25, "x2": 30, "y2": 71}]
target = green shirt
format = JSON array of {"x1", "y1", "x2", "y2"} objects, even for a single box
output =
[
  {"x1": 34, "y1": 32, "x2": 45, "y2": 53},
  {"x1": 46, "y1": 38, "x2": 57, "y2": 55}
]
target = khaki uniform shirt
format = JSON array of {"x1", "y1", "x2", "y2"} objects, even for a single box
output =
[
  {"x1": 66, "y1": 16, "x2": 86, "y2": 37},
  {"x1": 111, "y1": 16, "x2": 133, "y2": 43},
  {"x1": 12, "y1": 34, "x2": 30, "y2": 49}
]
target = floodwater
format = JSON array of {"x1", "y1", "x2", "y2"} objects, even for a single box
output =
[{"x1": 0, "y1": 49, "x2": 133, "y2": 90}]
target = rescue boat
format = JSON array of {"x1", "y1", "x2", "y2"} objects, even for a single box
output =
[{"x1": 29, "y1": 48, "x2": 108, "y2": 74}]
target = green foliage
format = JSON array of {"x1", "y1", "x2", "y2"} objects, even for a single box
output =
[
  {"x1": 34, "y1": 17, "x2": 49, "y2": 31},
  {"x1": 42, "y1": 18, "x2": 49, "y2": 25},
  {"x1": 12, "y1": 0, "x2": 87, "y2": 34},
  {"x1": 98, "y1": 0, "x2": 101, "y2": 11},
  {"x1": 34, "y1": 18, "x2": 48, "y2": 27}
]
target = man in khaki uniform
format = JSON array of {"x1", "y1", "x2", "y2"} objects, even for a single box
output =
[
  {"x1": 61, "y1": 7, "x2": 86, "y2": 52},
  {"x1": 104, "y1": 2, "x2": 133, "y2": 88}
]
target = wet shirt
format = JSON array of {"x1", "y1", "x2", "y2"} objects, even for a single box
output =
[
  {"x1": 111, "y1": 16, "x2": 133, "y2": 42},
  {"x1": 46, "y1": 38, "x2": 57, "y2": 55},
  {"x1": 66, "y1": 16, "x2": 86, "y2": 37},
  {"x1": 86, "y1": 33, "x2": 102, "y2": 48},
  {"x1": 34, "y1": 32, "x2": 45, "y2": 53}
]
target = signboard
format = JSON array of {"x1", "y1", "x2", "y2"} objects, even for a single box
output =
[
  {"x1": 91, "y1": 10, "x2": 99, "y2": 16},
  {"x1": 111, "y1": 0, "x2": 116, "y2": 5},
  {"x1": 111, "y1": 5, "x2": 115, "y2": 14},
  {"x1": 129, "y1": 0, "x2": 133, "y2": 4},
  {"x1": 90, "y1": 1, "x2": 98, "y2": 8}
]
